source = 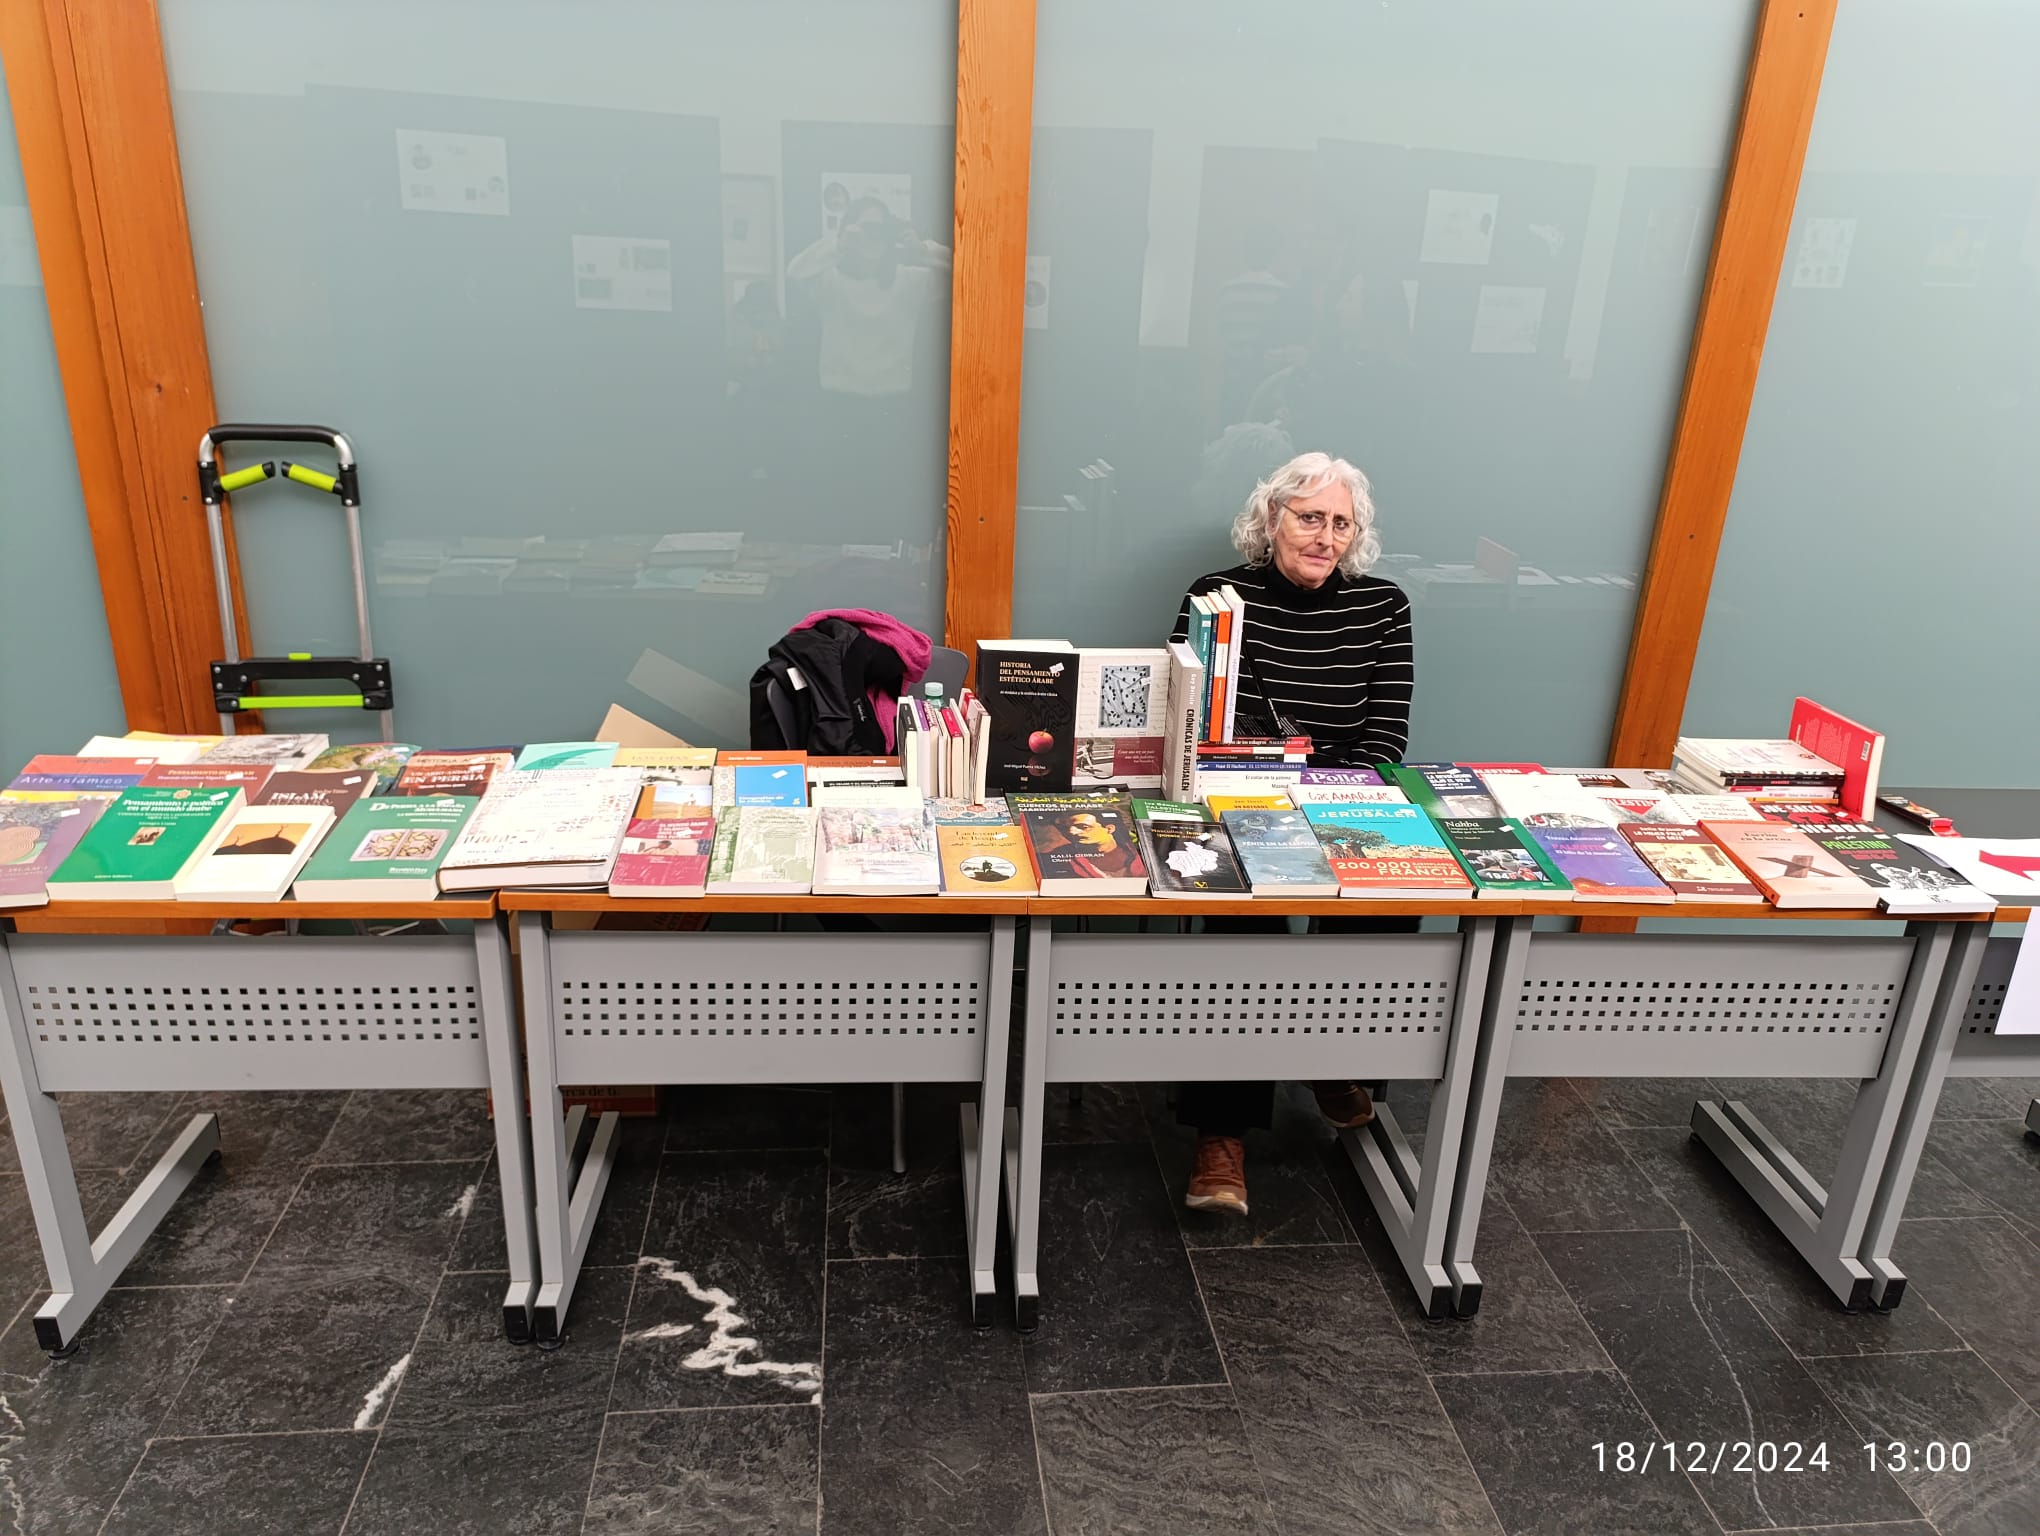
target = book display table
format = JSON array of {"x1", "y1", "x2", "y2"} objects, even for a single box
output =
[
  {"x1": 501, "y1": 894, "x2": 1021, "y2": 1340},
  {"x1": 0, "y1": 899, "x2": 540, "y2": 1351},
  {"x1": 1010, "y1": 899, "x2": 1522, "y2": 1326},
  {"x1": 1454, "y1": 906, "x2": 2002, "y2": 1315}
]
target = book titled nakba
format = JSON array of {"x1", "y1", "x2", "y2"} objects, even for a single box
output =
[
  {"x1": 294, "y1": 795, "x2": 480, "y2": 902},
  {"x1": 1432, "y1": 816, "x2": 1573, "y2": 899}
]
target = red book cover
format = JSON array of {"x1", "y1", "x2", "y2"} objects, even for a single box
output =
[
  {"x1": 1788, "y1": 698, "x2": 1882, "y2": 819},
  {"x1": 1699, "y1": 819, "x2": 1879, "y2": 910},
  {"x1": 609, "y1": 815, "x2": 714, "y2": 897}
]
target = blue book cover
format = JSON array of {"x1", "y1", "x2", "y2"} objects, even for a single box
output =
[
  {"x1": 732, "y1": 763, "x2": 809, "y2": 808},
  {"x1": 1218, "y1": 808, "x2": 1339, "y2": 896}
]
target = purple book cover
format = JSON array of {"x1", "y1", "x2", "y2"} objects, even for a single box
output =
[
  {"x1": 1298, "y1": 767, "x2": 1385, "y2": 787},
  {"x1": 0, "y1": 798, "x2": 108, "y2": 906},
  {"x1": 1525, "y1": 825, "x2": 1671, "y2": 901}
]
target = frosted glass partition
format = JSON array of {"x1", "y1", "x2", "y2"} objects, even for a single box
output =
[
  {"x1": 1013, "y1": 1, "x2": 1756, "y2": 763},
  {"x1": 0, "y1": 71, "x2": 125, "y2": 769},
  {"x1": 159, "y1": 0, "x2": 956, "y2": 747},
  {"x1": 1687, "y1": 0, "x2": 2040, "y2": 789}
]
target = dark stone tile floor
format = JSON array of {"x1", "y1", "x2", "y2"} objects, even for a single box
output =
[{"x1": 3, "y1": 1074, "x2": 2038, "y2": 1533}]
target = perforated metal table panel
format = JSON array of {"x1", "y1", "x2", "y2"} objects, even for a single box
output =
[
  {"x1": 0, "y1": 921, "x2": 538, "y2": 1352},
  {"x1": 1453, "y1": 919, "x2": 1981, "y2": 1317},
  {"x1": 1945, "y1": 934, "x2": 2037, "y2": 1077},
  {"x1": 1009, "y1": 919, "x2": 1503, "y2": 1330},
  {"x1": 11, "y1": 935, "x2": 491, "y2": 1092},
  {"x1": 514, "y1": 913, "x2": 1019, "y2": 1341}
]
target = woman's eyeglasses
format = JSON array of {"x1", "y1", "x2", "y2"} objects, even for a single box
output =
[{"x1": 1286, "y1": 508, "x2": 1357, "y2": 539}]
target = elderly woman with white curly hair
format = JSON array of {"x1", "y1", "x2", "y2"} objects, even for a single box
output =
[{"x1": 1167, "y1": 450, "x2": 1413, "y2": 1216}]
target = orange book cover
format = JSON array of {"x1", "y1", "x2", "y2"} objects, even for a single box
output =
[
  {"x1": 937, "y1": 823, "x2": 1037, "y2": 896},
  {"x1": 1206, "y1": 603, "x2": 1233, "y2": 744},
  {"x1": 1699, "y1": 820, "x2": 1879, "y2": 910}
]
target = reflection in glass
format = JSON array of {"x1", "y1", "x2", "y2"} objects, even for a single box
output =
[
  {"x1": 159, "y1": 0, "x2": 956, "y2": 746},
  {"x1": 1014, "y1": 2, "x2": 1756, "y2": 762},
  {"x1": 1687, "y1": 0, "x2": 2040, "y2": 788}
]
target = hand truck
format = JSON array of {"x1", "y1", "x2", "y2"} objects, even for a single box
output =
[{"x1": 197, "y1": 424, "x2": 396, "y2": 738}]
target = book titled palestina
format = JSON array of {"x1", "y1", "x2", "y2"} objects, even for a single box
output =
[
  {"x1": 609, "y1": 815, "x2": 714, "y2": 898},
  {"x1": 437, "y1": 768, "x2": 638, "y2": 891},
  {"x1": 1019, "y1": 806, "x2": 1147, "y2": 896},
  {"x1": 1522, "y1": 826, "x2": 1672, "y2": 903},
  {"x1": 1301, "y1": 803, "x2": 1473, "y2": 898},
  {"x1": 1218, "y1": 809, "x2": 1339, "y2": 898},
  {"x1": 1805, "y1": 823, "x2": 1995, "y2": 915},
  {"x1": 1135, "y1": 819, "x2": 1249, "y2": 899},
  {"x1": 813, "y1": 806, "x2": 939, "y2": 896}
]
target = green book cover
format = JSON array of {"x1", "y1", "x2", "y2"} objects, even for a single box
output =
[
  {"x1": 515, "y1": 741, "x2": 620, "y2": 771},
  {"x1": 1131, "y1": 798, "x2": 1207, "y2": 823},
  {"x1": 293, "y1": 795, "x2": 479, "y2": 897},
  {"x1": 1434, "y1": 815, "x2": 1572, "y2": 896},
  {"x1": 47, "y1": 785, "x2": 242, "y2": 894},
  {"x1": 706, "y1": 813, "x2": 741, "y2": 887}
]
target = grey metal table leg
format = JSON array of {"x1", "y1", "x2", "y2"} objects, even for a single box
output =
[
  {"x1": 959, "y1": 917, "x2": 1017, "y2": 1328},
  {"x1": 518, "y1": 913, "x2": 619, "y2": 1345},
  {"x1": 1342, "y1": 916, "x2": 1498, "y2": 1321},
  {"x1": 1857, "y1": 919, "x2": 1992, "y2": 1308},
  {"x1": 1691, "y1": 920, "x2": 1960, "y2": 1311},
  {"x1": 1005, "y1": 918, "x2": 1051, "y2": 1333},
  {"x1": 476, "y1": 917, "x2": 540, "y2": 1342},
  {"x1": 1442, "y1": 914, "x2": 1530, "y2": 1319},
  {"x1": 0, "y1": 935, "x2": 221, "y2": 1354},
  {"x1": 892, "y1": 1082, "x2": 908, "y2": 1175}
]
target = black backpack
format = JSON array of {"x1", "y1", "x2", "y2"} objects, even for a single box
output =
[{"x1": 747, "y1": 617, "x2": 905, "y2": 755}]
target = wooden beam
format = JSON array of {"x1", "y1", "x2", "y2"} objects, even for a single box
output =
[
  {"x1": 944, "y1": 0, "x2": 1037, "y2": 678},
  {"x1": 2, "y1": 0, "x2": 232, "y2": 733},
  {"x1": 1606, "y1": 0, "x2": 1836, "y2": 768}
]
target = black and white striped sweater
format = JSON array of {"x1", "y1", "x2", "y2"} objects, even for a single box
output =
[{"x1": 1169, "y1": 562, "x2": 1413, "y2": 768}]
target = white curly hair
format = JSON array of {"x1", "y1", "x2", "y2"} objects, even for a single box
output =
[{"x1": 1230, "y1": 451, "x2": 1380, "y2": 577}]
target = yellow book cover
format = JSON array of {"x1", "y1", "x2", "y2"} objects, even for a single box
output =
[
  {"x1": 1205, "y1": 793, "x2": 1294, "y2": 815},
  {"x1": 937, "y1": 823, "x2": 1037, "y2": 897}
]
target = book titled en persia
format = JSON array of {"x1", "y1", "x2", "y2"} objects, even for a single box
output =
[
  {"x1": 176, "y1": 803, "x2": 336, "y2": 904},
  {"x1": 976, "y1": 639, "x2": 1079, "y2": 793},
  {"x1": 1699, "y1": 820, "x2": 1878, "y2": 910},
  {"x1": 394, "y1": 748, "x2": 516, "y2": 798},
  {"x1": 438, "y1": 768, "x2": 638, "y2": 891},
  {"x1": 253, "y1": 770, "x2": 373, "y2": 813},
  {"x1": 937, "y1": 823, "x2": 1036, "y2": 896},
  {"x1": 46, "y1": 785, "x2": 245, "y2": 900},
  {"x1": 1523, "y1": 826, "x2": 1672, "y2": 903},
  {"x1": 0, "y1": 796, "x2": 107, "y2": 910},
  {"x1": 706, "y1": 806, "x2": 818, "y2": 895},
  {"x1": 1072, "y1": 647, "x2": 1170, "y2": 792},
  {"x1": 1806, "y1": 823, "x2": 1995, "y2": 915},
  {"x1": 293, "y1": 795, "x2": 478, "y2": 901},
  {"x1": 609, "y1": 816, "x2": 715, "y2": 899},
  {"x1": 1301, "y1": 804, "x2": 1473, "y2": 898},
  {"x1": 197, "y1": 732, "x2": 330, "y2": 769},
  {"x1": 814, "y1": 806, "x2": 939, "y2": 896},
  {"x1": 1219, "y1": 809, "x2": 1339, "y2": 898},
  {"x1": 1020, "y1": 806, "x2": 1147, "y2": 896},
  {"x1": 1617, "y1": 823, "x2": 1761, "y2": 902},
  {"x1": 1138, "y1": 820, "x2": 1250, "y2": 899},
  {"x1": 1434, "y1": 817, "x2": 1572, "y2": 899}
]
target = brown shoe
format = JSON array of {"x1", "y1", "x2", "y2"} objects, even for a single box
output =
[
  {"x1": 1312, "y1": 1081, "x2": 1376, "y2": 1129},
  {"x1": 1185, "y1": 1135, "x2": 1249, "y2": 1215}
]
